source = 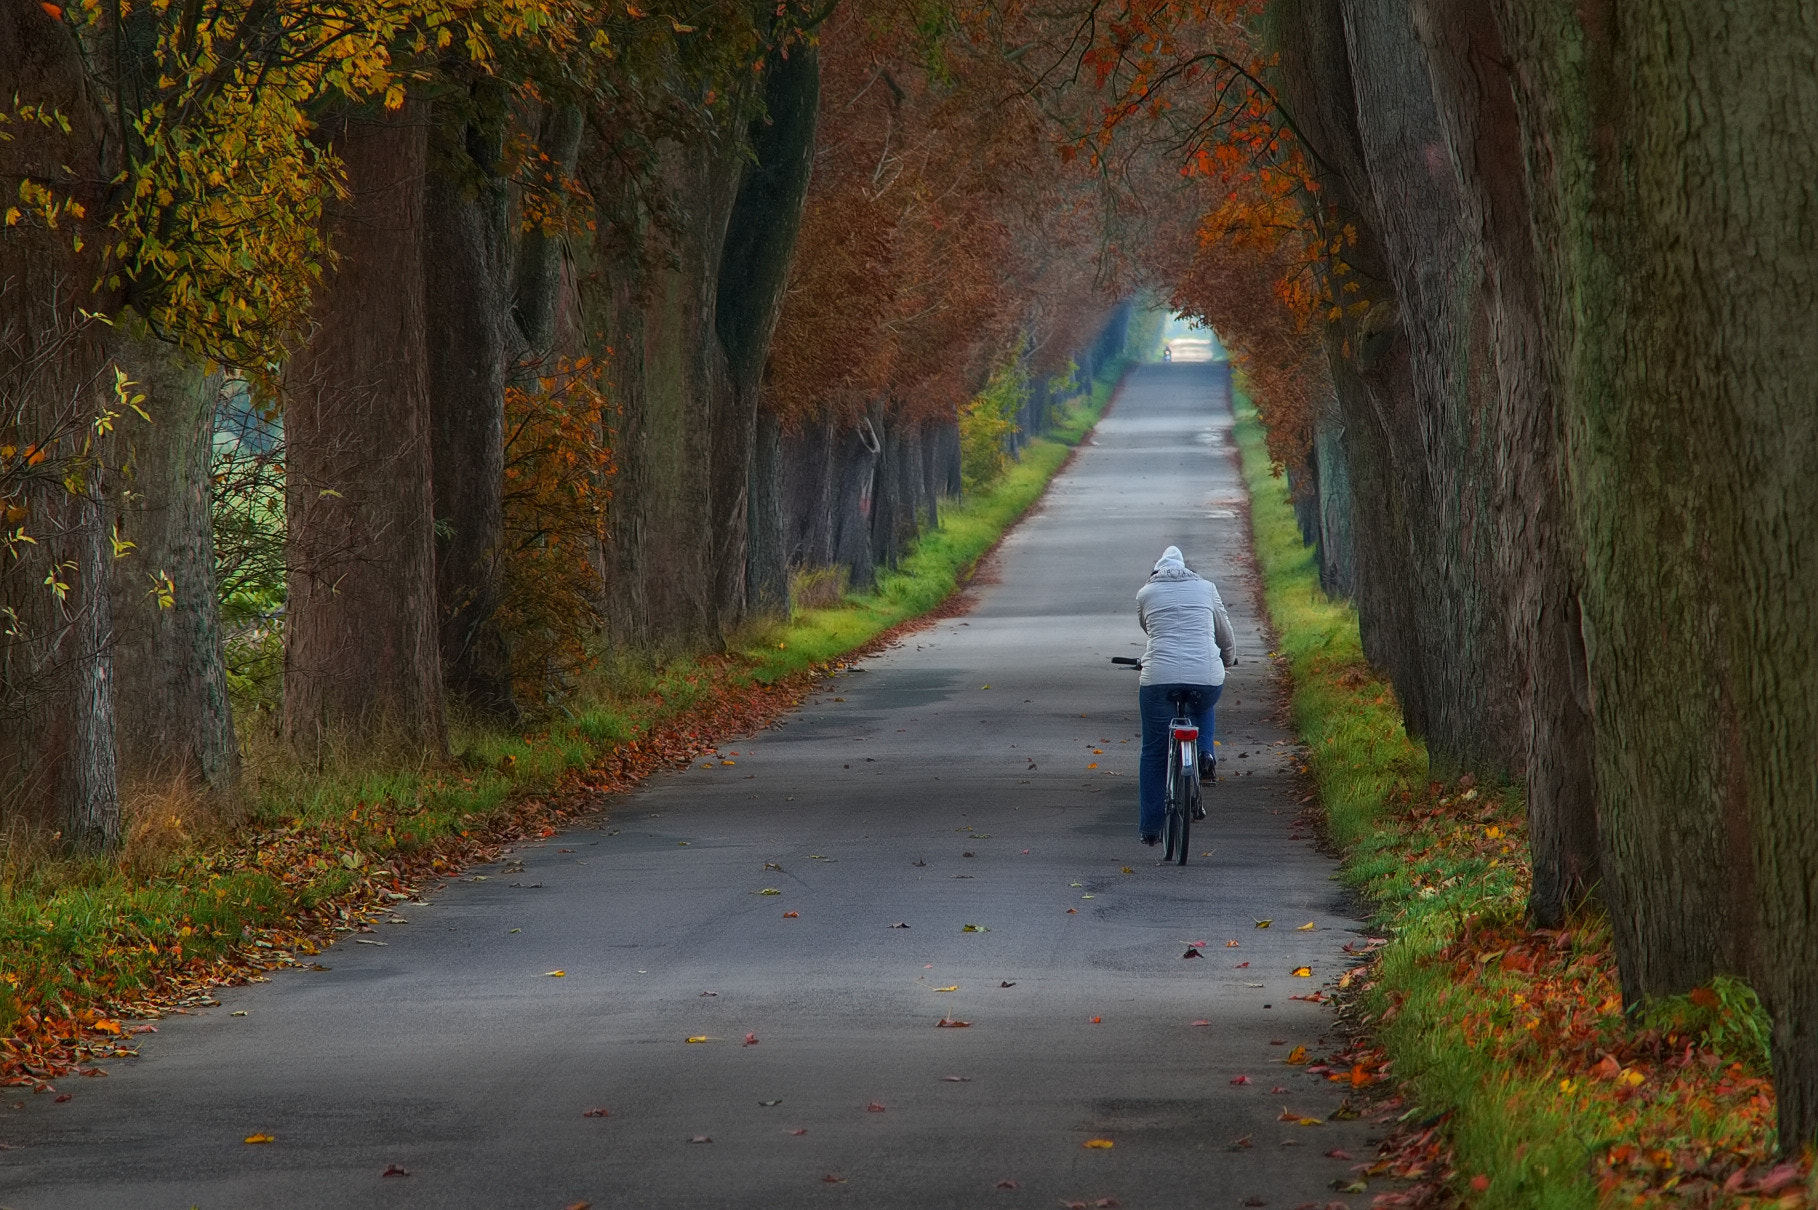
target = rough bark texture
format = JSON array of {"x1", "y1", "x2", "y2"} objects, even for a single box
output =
[
  {"x1": 283, "y1": 106, "x2": 446, "y2": 754},
  {"x1": 425, "y1": 128, "x2": 515, "y2": 720},
  {"x1": 1480, "y1": 1, "x2": 1818, "y2": 1145},
  {"x1": 1408, "y1": 0, "x2": 1598, "y2": 924},
  {"x1": 585, "y1": 49, "x2": 819, "y2": 646},
  {"x1": 721, "y1": 47, "x2": 819, "y2": 620},
  {"x1": 0, "y1": 4, "x2": 121, "y2": 848},
  {"x1": 106, "y1": 326, "x2": 239, "y2": 795}
]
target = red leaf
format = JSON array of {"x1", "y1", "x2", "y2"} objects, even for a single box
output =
[
  {"x1": 743, "y1": 1032, "x2": 759, "y2": 1046},
  {"x1": 382, "y1": 1165, "x2": 410, "y2": 1178},
  {"x1": 1230, "y1": 1075, "x2": 1251, "y2": 1085},
  {"x1": 866, "y1": 1102, "x2": 887, "y2": 1113},
  {"x1": 582, "y1": 1107, "x2": 610, "y2": 1118}
]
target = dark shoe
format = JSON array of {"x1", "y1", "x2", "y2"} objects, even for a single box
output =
[
  {"x1": 1141, "y1": 834, "x2": 1160, "y2": 847},
  {"x1": 1199, "y1": 753, "x2": 1217, "y2": 780},
  {"x1": 1193, "y1": 799, "x2": 1207, "y2": 822}
]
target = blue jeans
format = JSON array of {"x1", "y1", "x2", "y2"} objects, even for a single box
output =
[{"x1": 1138, "y1": 682, "x2": 1221, "y2": 838}]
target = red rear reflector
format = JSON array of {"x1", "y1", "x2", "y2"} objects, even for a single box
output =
[{"x1": 1172, "y1": 727, "x2": 1199, "y2": 741}]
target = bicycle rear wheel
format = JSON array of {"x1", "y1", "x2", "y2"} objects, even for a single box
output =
[{"x1": 1175, "y1": 771, "x2": 1196, "y2": 865}]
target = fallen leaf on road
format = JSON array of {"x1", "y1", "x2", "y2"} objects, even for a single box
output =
[
  {"x1": 995, "y1": 1179, "x2": 1019, "y2": 1188},
  {"x1": 583, "y1": 1107, "x2": 611, "y2": 1117},
  {"x1": 782, "y1": 911, "x2": 799, "y2": 918},
  {"x1": 699, "y1": 990, "x2": 718, "y2": 997},
  {"x1": 1090, "y1": 1016, "x2": 1102, "y2": 1024},
  {"x1": 1290, "y1": 993, "x2": 1325, "y2": 1003},
  {"x1": 565, "y1": 1203, "x2": 590, "y2": 1210},
  {"x1": 759, "y1": 1099, "x2": 782, "y2": 1106},
  {"x1": 1120, "y1": 866, "x2": 1133, "y2": 874},
  {"x1": 941, "y1": 1076, "x2": 971, "y2": 1082},
  {"x1": 756, "y1": 888, "x2": 781, "y2": 895},
  {"x1": 1087, "y1": 764, "x2": 1098, "y2": 769},
  {"x1": 1297, "y1": 922, "x2": 1316, "y2": 931},
  {"x1": 382, "y1": 1164, "x2": 410, "y2": 1177},
  {"x1": 685, "y1": 1036, "x2": 710, "y2": 1044},
  {"x1": 1254, "y1": 920, "x2": 1272, "y2": 929},
  {"x1": 53, "y1": 1093, "x2": 71, "y2": 1102},
  {"x1": 936, "y1": 1017, "x2": 972, "y2": 1028},
  {"x1": 1226, "y1": 940, "x2": 1240, "y2": 947},
  {"x1": 1235, "y1": 962, "x2": 1250, "y2": 968},
  {"x1": 1271, "y1": 1087, "x2": 1288, "y2": 1094},
  {"x1": 244, "y1": 1133, "x2": 274, "y2": 1144},
  {"x1": 1066, "y1": 908, "x2": 1078, "y2": 914},
  {"x1": 127, "y1": 1024, "x2": 156, "y2": 1034},
  {"x1": 1083, "y1": 1139, "x2": 1114, "y2": 1149},
  {"x1": 1325, "y1": 1149, "x2": 1353, "y2": 1160},
  {"x1": 1000, "y1": 981, "x2": 1016, "y2": 988},
  {"x1": 1292, "y1": 967, "x2": 1312, "y2": 977},
  {"x1": 1230, "y1": 1134, "x2": 1253, "y2": 1150},
  {"x1": 763, "y1": 862, "x2": 782, "y2": 870},
  {"x1": 1286, "y1": 1046, "x2": 1309, "y2": 1064},
  {"x1": 1192, "y1": 1020, "x2": 1211, "y2": 1027},
  {"x1": 934, "y1": 985, "x2": 959, "y2": 993},
  {"x1": 962, "y1": 924, "x2": 989, "y2": 933},
  {"x1": 822, "y1": 1174, "x2": 846, "y2": 1184},
  {"x1": 231, "y1": 1011, "x2": 248, "y2": 1017},
  {"x1": 688, "y1": 1135, "x2": 712, "y2": 1144},
  {"x1": 543, "y1": 970, "x2": 566, "y2": 978},
  {"x1": 890, "y1": 922, "x2": 911, "y2": 928},
  {"x1": 1328, "y1": 1100, "x2": 1359, "y2": 1120},
  {"x1": 744, "y1": 1032, "x2": 759, "y2": 1046},
  {"x1": 93, "y1": 1019, "x2": 120, "y2": 1035},
  {"x1": 354, "y1": 939, "x2": 387, "y2": 946},
  {"x1": 1230, "y1": 1075, "x2": 1251, "y2": 1085},
  {"x1": 790, "y1": 1128, "x2": 807, "y2": 1136},
  {"x1": 867, "y1": 1102, "x2": 887, "y2": 1113}
]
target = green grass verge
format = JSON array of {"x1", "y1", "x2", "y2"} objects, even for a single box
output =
[
  {"x1": 0, "y1": 360, "x2": 1128, "y2": 1038},
  {"x1": 1235, "y1": 388, "x2": 1788, "y2": 1207},
  {"x1": 1233, "y1": 388, "x2": 1593, "y2": 1206}
]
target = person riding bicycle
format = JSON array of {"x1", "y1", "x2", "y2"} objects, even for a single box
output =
[{"x1": 1135, "y1": 545, "x2": 1236, "y2": 846}]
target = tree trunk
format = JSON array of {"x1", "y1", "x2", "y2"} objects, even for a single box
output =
[
  {"x1": 425, "y1": 131, "x2": 516, "y2": 720},
  {"x1": 746, "y1": 408, "x2": 789, "y2": 615},
  {"x1": 834, "y1": 418, "x2": 880, "y2": 590},
  {"x1": 107, "y1": 325, "x2": 239, "y2": 795},
  {"x1": 0, "y1": 3, "x2": 121, "y2": 849},
  {"x1": 282, "y1": 105, "x2": 446, "y2": 756},
  {"x1": 719, "y1": 45, "x2": 820, "y2": 625},
  {"x1": 1483, "y1": 0, "x2": 1818, "y2": 1145},
  {"x1": 1407, "y1": 0, "x2": 1598, "y2": 926}
]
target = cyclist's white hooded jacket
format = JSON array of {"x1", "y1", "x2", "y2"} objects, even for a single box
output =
[{"x1": 1136, "y1": 546, "x2": 1237, "y2": 687}]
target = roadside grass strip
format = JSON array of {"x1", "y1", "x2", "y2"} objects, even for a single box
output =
[
  {"x1": 0, "y1": 365, "x2": 1128, "y2": 1090},
  {"x1": 1234, "y1": 388, "x2": 1802, "y2": 1208}
]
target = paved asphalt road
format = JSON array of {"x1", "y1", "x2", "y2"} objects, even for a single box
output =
[{"x1": 3, "y1": 361, "x2": 1383, "y2": 1209}]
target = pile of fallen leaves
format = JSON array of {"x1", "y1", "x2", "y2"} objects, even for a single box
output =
[
  {"x1": 0, "y1": 646, "x2": 878, "y2": 1098},
  {"x1": 1326, "y1": 779, "x2": 1811, "y2": 1207}
]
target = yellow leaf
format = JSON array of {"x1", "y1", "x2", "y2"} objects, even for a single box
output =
[
  {"x1": 1292, "y1": 967, "x2": 1312, "y2": 977},
  {"x1": 543, "y1": 970, "x2": 566, "y2": 977},
  {"x1": 1087, "y1": 763, "x2": 1098, "y2": 769},
  {"x1": 1296, "y1": 921, "x2": 1316, "y2": 931},
  {"x1": 685, "y1": 1036, "x2": 710, "y2": 1044},
  {"x1": 92, "y1": 1019, "x2": 121, "y2": 1034},
  {"x1": 756, "y1": 888, "x2": 781, "y2": 895},
  {"x1": 1285, "y1": 1046, "x2": 1308, "y2": 1064},
  {"x1": 243, "y1": 1133, "x2": 274, "y2": 1144},
  {"x1": 1083, "y1": 1138, "x2": 1115, "y2": 1149},
  {"x1": 933, "y1": 985, "x2": 958, "y2": 993},
  {"x1": 1254, "y1": 919, "x2": 1272, "y2": 929}
]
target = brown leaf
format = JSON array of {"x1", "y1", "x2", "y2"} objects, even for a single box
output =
[
  {"x1": 995, "y1": 1179, "x2": 1019, "y2": 1189},
  {"x1": 382, "y1": 1164, "x2": 410, "y2": 1177},
  {"x1": 688, "y1": 1135, "x2": 712, "y2": 1144},
  {"x1": 582, "y1": 1107, "x2": 610, "y2": 1118},
  {"x1": 822, "y1": 1174, "x2": 847, "y2": 1184},
  {"x1": 866, "y1": 1102, "x2": 887, "y2": 1113},
  {"x1": 1182, "y1": 947, "x2": 1203, "y2": 959},
  {"x1": 937, "y1": 1017, "x2": 971, "y2": 1028}
]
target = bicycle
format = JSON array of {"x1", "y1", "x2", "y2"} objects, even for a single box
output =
[{"x1": 1111, "y1": 657, "x2": 1208, "y2": 865}]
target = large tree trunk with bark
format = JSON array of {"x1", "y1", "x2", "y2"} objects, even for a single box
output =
[
  {"x1": 1475, "y1": 0, "x2": 1818, "y2": 1146},
  {"x1": 723, "y1": 47, "x2": 819, "y2": 621},
  {"x1": 0, "y1": 4, "x2": 121, "y2": 849},
  {"x1": 107, "y1": 325, "x2": 239, "y2": 796},
  {"x1": 1407, "y1": 0, "x2": 1598, "y2": 925},
  {"x1": 425, "y1": 119, "x2": 516, "y2": 720},
  {"x1": 282, "y1": 105, "x2": 446, "y2": 756}
]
